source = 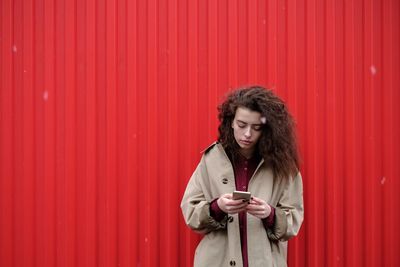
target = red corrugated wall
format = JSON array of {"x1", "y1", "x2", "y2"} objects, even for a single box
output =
[{"x1": 1, "y1": 0, "x2": 399, "y2": 266}]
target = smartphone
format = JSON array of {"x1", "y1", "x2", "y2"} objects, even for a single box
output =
[{"x1": 232, "y1": 190, "x2": 251, "y2": 201}]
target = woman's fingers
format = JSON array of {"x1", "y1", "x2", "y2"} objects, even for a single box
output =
[
  {"x1": 246, "y1": 203, "x2": 271, "y2": 219},
  {"x1": 246, "y1": 196, "x2": 271, "y2": 219},
  {"x1": 217, "y1": 194, "x2": 250, "y2": 214},
  {"x1": 218, "y1": 194, "x2": 271, "y2": 216},
  {"x1": 224, "y1": 201, "x2": 248, "y2": 213},
  {"x1": 249, "y1": 196, "x2": 266, "y2": 205}
]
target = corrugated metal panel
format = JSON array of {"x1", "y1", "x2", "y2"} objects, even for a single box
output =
[{"x1": 1, "y1": 0, "x2": 399, "y2": 266}]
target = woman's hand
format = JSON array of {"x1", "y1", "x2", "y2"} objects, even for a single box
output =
[
  {"x1": 246, "y1": 196, "x2": 271, "y2": 219},
  {"x1": 217, "y1": 193, "x2": 249, "y2": 214}
]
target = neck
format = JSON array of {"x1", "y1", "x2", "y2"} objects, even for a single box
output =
[{"x1": 239, "y1": 148, "x2": 254, "y2": 159}]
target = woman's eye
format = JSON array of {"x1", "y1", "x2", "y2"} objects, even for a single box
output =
[
  {"x1": 252, "y1": 125, "x2": 262, "y2": 131},
  {"x1": 237, "y1": 122, "x2": 246, "y2": 128}
]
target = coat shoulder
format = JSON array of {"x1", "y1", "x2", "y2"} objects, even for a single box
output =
[{"x1": 200, "y1": 142, "x2": 219, "y2": 155}]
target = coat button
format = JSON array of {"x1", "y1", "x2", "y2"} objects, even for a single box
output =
[
  {"x1": 227, "y1": 216, "x2": 234, "y2": 223},
  {"x1": 230, "y1": 260, "x2": 236, "y2": 266},
  {"x1": 222, "y1": 178, "x2": 228, "y2": 184}
]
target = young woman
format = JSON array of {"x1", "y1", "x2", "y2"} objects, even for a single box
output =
[{"x1": 181, "y1": 86, "x2": 304, "y2": 267}]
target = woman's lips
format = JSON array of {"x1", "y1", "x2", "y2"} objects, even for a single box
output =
[{"x1": 240, "y1": 140, "x2": 252, "y2": 145}]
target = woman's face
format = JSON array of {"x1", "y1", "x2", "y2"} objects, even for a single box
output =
[{"x1": 231, "y1": 106, "x2": 264, "y2": 158}]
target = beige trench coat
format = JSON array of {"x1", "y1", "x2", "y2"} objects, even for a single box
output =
[{"x1": 181, "y1": 142, "x2": 304, "y2": 267}]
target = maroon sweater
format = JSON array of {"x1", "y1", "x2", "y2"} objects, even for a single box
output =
[{"x1": 210, "y1": 152, "x2": 275, "y2": 267}]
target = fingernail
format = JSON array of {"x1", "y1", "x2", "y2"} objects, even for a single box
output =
[{"x1": 242, "y1": 199, "x2": 247, "y2": 203}]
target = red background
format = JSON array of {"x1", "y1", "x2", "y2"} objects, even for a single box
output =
[{"x1": 1, "y1": 0, "x2": 399, "y2": 266}]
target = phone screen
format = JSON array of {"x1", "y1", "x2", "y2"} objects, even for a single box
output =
[{"x1": 232, "y1": 190, "x2": 251, "y2": 200}]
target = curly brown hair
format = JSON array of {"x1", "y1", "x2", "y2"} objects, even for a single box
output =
[{"x1": 217, "y1": 86, "x2": 299, "y2": 180}]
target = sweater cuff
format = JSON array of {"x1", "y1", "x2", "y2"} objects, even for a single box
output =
[
  {"x1": 262, "y1": 205, "x2": 275, "y2": 229},
  {"x1": 209, "y1": 198, "x2": 227, "y2": 222}
]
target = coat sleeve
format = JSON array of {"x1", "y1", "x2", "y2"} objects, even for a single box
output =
[
  {"x1": 267, "y1": 172, "x2": 304, "y2": 241},
  {"x1": 180, "y1": 155, "x2": 228, "y2": 234}
]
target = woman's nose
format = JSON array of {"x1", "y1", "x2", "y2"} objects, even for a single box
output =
[{"x1": 244, "y1": 127, "x2": 251, "y2": 137}]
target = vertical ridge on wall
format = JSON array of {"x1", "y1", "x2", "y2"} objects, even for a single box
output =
[
  {"x1": 287, "y1": 1, "x2": 307, "y2": 265},
  {"x1": 391, "y1": 4, "x2": 400, "y2": 266},
  {"x1": 185, "y1": 0, "x2": 200, "y2": 265},
  {"x1": 44, "y1": 0, "x2": 56, "y2": 264},
  {"x1": 13, "y1": 0, "x2": 24, "y2": 266},
  {"x1": 381, "y1": 1, "x2": 393, "y2": 265},
  {"x1": 136, "y1": 0, "x2": 147, "y2": 266},
  {"x1": 64, "y1": 0, "x2": 77, "y2": 264},
  {"x1": 276, "y1": 0, "x2": 287, "y2": 99},
  {"x1": 22, "y1": 0, "x2": 35, "y2": 264},
  {"x1": 55, "y1": 0, "x2": 66, "y2": 264},
  {"x1": 1, "y1": 1, "x2": 399, "y2": 267},
  {"x1": 96, "y1": 0, "x2": 106, "y2": 265},
  {"x1": 325, "y1": 0, "x2": 345, "y2": 265},
  {"x1": 228, "y1": 0, "x2": 238, "y2": 87},
  {"x1": 126, "y1": 0, "x2": 138, "y2": 264},
  {"x1": 1, "y1": 0, "x2": 14, "y2": 266},
  {"x1": 343, "y1": 0, "x2": 363, "y2": 265},
  {"x1": 76, "y1": 0, "x2": 88, "y2": 265},
  {"x1": 207, "y1": 0, "x2": 217, "y2": 138},
  {"x1": 85, "y1": 0, "x2": 97, "y2": 265},
  {"x1": 105, "y1": 0, "x2": 117, "y2": 265},
  {"x1": 237, "y1": 0, "x2": 247, "y2": 84},
  {"x1": 304, "y1": 0, "x2": 319, "y2": 265},
  {"x1": 116, "y1": 0, "x2": 129, "y2": 265},
  {"x1": 146, "y1": 0, "x2": 158, "y2": 265},
  {"x1": 248, "y1": 0, "x2": 257, "y2": 82},
  {"x1": 364, "y1": 0, "x2": 381, "y2": 265},
  {"x1": 166, "y1": 0, "x2": 178, "y2": 264},
  {"x1": 267, "y1": 0, "x2": 276, "y2": 86}
]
